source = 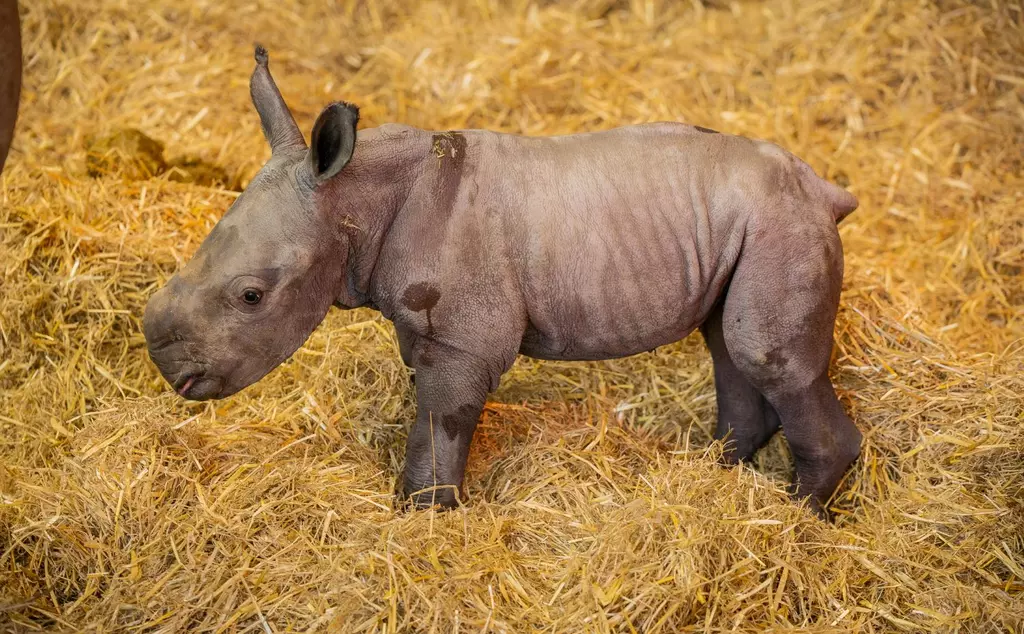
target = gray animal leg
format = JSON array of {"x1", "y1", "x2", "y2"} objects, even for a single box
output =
[
  {"x1": 721, "y1": 216, "x2": 862, "y2": 516},
  {"x1": 401, "y1": 341, "x2": 491, "y2": 510},
  {"x1": 700, "y1": 301, "x2": 781, "y2": 463}
]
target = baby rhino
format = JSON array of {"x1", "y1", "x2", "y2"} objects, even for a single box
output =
[{"x1": 144, "y1": 47, "x2": 863, "y2": 517}]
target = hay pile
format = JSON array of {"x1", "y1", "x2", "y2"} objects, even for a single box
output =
[{"x1": 1, "y1": 0, "x2": 1022, "y2": 630}]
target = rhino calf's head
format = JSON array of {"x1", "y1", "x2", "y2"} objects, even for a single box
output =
[{"x1": 143, "y1": 46, "x2": 360, "y2": 400}]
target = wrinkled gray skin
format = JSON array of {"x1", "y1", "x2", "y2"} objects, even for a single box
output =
[
  {"x1": 144, "y1": 47, "x2": 863, "y2": 517},
  {"x1": 0, "y1": 0, "x2": 21, "y2": 174}
]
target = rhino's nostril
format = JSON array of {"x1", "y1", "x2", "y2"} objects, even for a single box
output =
[
  {"x1": 147, "y1": 337, "x2": 176, "y2": 354},
  {"x1": 148, "y1": 330, "x2": 186, "y2": 353}
]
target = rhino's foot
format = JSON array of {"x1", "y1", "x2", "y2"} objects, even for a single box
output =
[
  {"x1": 400, "y1": 482, "x2": 463, "y2": 511},
  {"x1": 778, "y1": 382, "x2": 863, "y2": 517}
]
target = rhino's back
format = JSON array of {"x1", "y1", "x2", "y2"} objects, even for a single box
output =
[
  {"x1": 371, "y1": 121, "x2": 821, "y2": 363},
  {"x1": 458, "y1": 122, "x2": 767, "y2": 361}
]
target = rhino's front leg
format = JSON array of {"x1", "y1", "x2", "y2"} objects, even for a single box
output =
[
  {"x1": 401, "y1": 339, "x2": 494, "y2": 509},
  {"x1": 395, "y1": 326, "x2": 416, "y2": 385}
]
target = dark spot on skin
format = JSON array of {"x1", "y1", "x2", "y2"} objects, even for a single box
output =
[
  {"x1": 431, "y1": 131, "x2": 467, "y2": 165},
  {"x1": 765, "y1": 349, "x2": 789, "y2": 369},
  {"x1": 440, "y1": 403, "x2": 481, "y2": 441},
  {"x1": 402, "y1": 283, "x2": 440, "y2": 312},
  {"x1": 430, "y1": 131, "x2": 468, "y2": 216},
  {"x1": 694, "y1": 125, "x2": 719, "y2": 134},
  {"x1": 402, "y1": 282, "x2": 441, "y2": 337},
  {"x1": 418, "y1": 352, "x2": 434, "y2": 368}
]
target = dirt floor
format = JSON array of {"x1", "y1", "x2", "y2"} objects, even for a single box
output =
[{"x1": 1, "y1": 0, "x2": 1022, "y2": 631}]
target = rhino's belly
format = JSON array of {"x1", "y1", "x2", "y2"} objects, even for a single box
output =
[
  {"x1": 518, "y1": 316, "x2": 699, "y2": 362},
  {"x1": 516, "y1": 263, "x2": 713, "y2": 362}
]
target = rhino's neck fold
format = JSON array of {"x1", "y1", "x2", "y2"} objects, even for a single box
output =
[{"x1": 315, "y1": 124, "x2": 430, "y2": 310}]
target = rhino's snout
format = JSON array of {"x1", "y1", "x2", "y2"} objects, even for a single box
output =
[
  {"x1": 143, "y1": 285, "x2": 182, "y2": 389},
  {"x1": 143, "y1": 284, "x2": 222, "y2": 401}
]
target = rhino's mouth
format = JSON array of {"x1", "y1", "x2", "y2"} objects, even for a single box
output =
[
  {"x1": 176, "y1": 374, "x2": 197, "y2": 395},
  {"x1": 173, "y1": 372, "x2": 222, "y2": 401}
]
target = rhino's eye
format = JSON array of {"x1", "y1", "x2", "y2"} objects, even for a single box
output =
[{"x1": 241, "y1": 289, "x2": 263, "y2": 305}]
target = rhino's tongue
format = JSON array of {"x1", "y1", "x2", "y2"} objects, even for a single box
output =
[{"x1": 177, "y1": 376, "x2": 196, "y2": 396}]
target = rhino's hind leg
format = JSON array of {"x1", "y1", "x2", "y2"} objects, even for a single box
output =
[
  {"x1": 700, "y1": 301, "x2": 780, "y2": 463},
  {"x1": 720, "y1": 215, "x2": 862, "y2": 516}
]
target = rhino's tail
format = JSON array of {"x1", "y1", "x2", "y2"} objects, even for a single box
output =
[
  {"x1": 819, "y1": 178, "x2": 859, "y2": 224},
  {"x1": 791, "y1": 157, "x2": 859, "y2": 224}
]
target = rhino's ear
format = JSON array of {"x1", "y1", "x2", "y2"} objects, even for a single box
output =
[{"x1": 309, "y1": 102, "x2": 359, "y2": 183}]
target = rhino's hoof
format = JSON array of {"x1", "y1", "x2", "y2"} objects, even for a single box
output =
[{"x1": 401, "y1": 484, "x2": 462, "y2": 511}]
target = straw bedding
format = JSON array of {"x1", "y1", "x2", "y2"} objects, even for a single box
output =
[{"x1": 1, "y1": 0, "x2": 1022, "y2": 631}]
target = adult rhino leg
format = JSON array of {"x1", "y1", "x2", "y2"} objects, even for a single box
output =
[
  {"x1": 401, "y1": 340, "x2": 495, "y2": 510},
  {"x1": 0, "y1": 0, "x2": 22, "y2": 175},
  {"x1": 700, "y1": 300, "x2": 781, "y2": 463},
  {"x1": 720, "y1": 213, "x2": 862, "y2": 517}
]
